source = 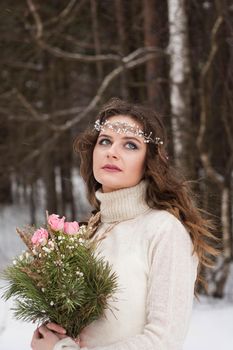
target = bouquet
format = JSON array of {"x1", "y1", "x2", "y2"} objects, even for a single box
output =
[{"x1": 1, "y1": 213, "x2": 118, "y2": 338}]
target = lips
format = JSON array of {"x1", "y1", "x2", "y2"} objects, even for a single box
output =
[{"x1": 102, "y1": 164, "x2": 122, "y2": 172}]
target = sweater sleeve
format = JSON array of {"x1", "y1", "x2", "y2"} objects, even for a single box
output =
[{"x1": 53, "y1": 216, "x2": 198, "y2": 350}]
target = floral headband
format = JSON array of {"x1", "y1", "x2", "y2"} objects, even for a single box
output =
[{"x1": 94, "y1": 119, "x2": 163, "y2": 145}]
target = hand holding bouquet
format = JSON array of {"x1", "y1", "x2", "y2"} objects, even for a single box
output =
[{"x1": 1, "y1": 213, "x2": 118, "y2": 338}]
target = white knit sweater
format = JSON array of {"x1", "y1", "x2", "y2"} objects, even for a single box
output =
[{"x1": 54, "y1": 181, "x2": 198, "y2": 350}]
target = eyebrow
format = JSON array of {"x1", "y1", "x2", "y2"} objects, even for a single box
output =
[{"x1": 98, "y1": 133, "x2": 143, "y2": 144}]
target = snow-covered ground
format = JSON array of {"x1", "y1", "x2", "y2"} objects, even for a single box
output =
[
  {"x1": 0, "y1": 182, "x2": 233, "y2": 350},
  {"x1": 184, "y1": 297, "x2": 233, "y2": 350},
  {"x1": 0, "y1": 296, "x2": 233, "y2": 350}
]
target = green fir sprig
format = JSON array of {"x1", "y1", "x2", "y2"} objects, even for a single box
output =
[{"x1": 1, "y1": 213, "x2": 118, "y2": 338}]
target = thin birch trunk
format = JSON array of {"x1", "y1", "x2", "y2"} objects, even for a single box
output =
[{"x1": 167, "y1": 0, "x2": 194, "y2": 176}]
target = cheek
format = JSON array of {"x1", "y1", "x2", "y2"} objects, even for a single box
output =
[
  {"x1": 128, "y1": 153, "x2": 146, "y2": 174},
  {"x1": 93, "y1": 143, "x2": 101, "y2": 160},
  {"x1": 92, "y1": 148, "x2": 99, "y2": 172}
]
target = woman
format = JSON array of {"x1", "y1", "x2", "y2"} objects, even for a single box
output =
[{"x1": 31, "y1": 98, "x2": 217, "y2": 350}]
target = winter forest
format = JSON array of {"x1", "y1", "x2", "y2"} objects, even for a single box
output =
[{"x1": 0, "y1": 0, "x2": 233, "y2": 349}]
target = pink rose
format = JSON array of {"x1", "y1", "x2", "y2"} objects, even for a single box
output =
[
  {"x1": 64, "y1": 221, "x2": 79, "y2": 235},
  {"x1": 48, "y1": 214, "x2": 65, "y2": 232},
  {"x1": 31, "y1": 228, "x2": 49, "y2": 246}
]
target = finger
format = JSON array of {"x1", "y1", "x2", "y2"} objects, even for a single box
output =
[
  {"x1": 57, "y1": 334, "x2": 68, "y2": 340},
  {"x1": 38, "y1": 325, "x2": 50, "y2": 337},
  {"x1": 33, "y1": 328, "x2": 41, "y2": 339},
  {"x1": 31, "y1": 328, "x2": 41, "y2": 348},
  {"x1": 46, "y1": 322, "x2": 66, "y2": 334},
  {"x1": 79, "y1": 339, "x2": 86, "y2": 347},
  {"x1": 74, "y1": 337, "x2": 80, "y2": 345}
]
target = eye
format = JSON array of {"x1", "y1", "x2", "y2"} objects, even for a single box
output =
[
  {"x1": 98, "y1": 138, "x2": 111, "y2": 146},
  {"x1": 125, "y1": 141, "x2": 138, "y2": 150}
]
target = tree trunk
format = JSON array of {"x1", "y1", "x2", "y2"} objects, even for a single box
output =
[
  {"x1": 0, "y1": 122, "x2": 13, "y2": 204},
  {"x1": 143, "y1": 0, "x2": 157, "y2": 105},
  {"x1": 143, "y1": 0, "x2": 172, "y2": 155},
  {"x1": 90, "y1": 0, "x2": 103, "y2": 83},
  {"x1": 42, "y1": 153, "x2": 57, "y2": 214},
  {"x1": 168, "y1": 0, "x2": 195, "y2": 178},
  {"x1": 29, "y1": 182, "x2": 36, "y2": 225},
  {"x1": 114, "y1": 0, "x2": 129, "y2": 99},
  {"x1": 41, "y1": 55, "x2": 58, "y2": 215},
  {"x1": 60, "y1": 150, "x2": 76, "y2": 220}
]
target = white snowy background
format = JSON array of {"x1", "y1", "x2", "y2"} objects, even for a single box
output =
[{"x1": 0, "y1": 177, "x2": 233, "y2": 350}]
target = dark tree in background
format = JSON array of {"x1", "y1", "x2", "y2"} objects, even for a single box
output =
[{"x1": 0, "y1": 0, "x2": 232, "y2": 297}]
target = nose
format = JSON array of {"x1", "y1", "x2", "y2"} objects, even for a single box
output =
[{"x1": 106, "y1": 143, "x2": 119, "y2": 159}]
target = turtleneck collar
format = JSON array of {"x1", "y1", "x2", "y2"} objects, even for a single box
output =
[{"x1": 95, "y1": 180, "x2": 150, "y2": 223}]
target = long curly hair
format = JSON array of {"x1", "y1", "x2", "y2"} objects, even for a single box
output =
[{"x1": 74, "y1": 98, "x2": 219, "y2": 293}]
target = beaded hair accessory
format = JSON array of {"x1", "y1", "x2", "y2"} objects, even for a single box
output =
[{"x1": 94, "y1": 119, "x2": 163, "y2": 145}]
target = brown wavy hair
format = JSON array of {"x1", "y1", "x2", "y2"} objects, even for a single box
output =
[{"x1": 74, "y1": 97, "x2": 219, "y2": 293}]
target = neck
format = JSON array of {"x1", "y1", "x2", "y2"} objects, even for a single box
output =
[{"x1": 95, "y1": 180, "x2": 150, "y2": 223}]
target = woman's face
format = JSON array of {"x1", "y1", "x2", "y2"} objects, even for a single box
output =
[{"x1": 93, "y1": 115, "x2": 147, "y2": 193}]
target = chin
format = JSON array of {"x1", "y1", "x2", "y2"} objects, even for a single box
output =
[
  {"x1": 101, "y1": 181, "x2": 125, "y2": 193},
  {"x1": 102, "y1": 185, "x2": 121, "y2": 192}
]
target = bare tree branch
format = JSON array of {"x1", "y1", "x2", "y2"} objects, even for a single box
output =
[
  {"x1": 27, "y1": 0, "x2": 165, "y2": 64},
  {"x1": 27, "y1": 0, "x2": 43, "y2": 39},
  {"x1": 15, "y1": 89, "x2": 43, "y2": 122},
  {"x1": 19, "y1": 50, "x2": 160, "y2": 165},
  {"x1": 2, "y1": 49, "x2": 166, "y2": 127},
  {"x1": 2, "y1": 61, "x2": 43, "y2": 71},
  {"x1": 62, "y1": 34, "x2": 118, "y2": 51},
  {"x1": 199, "y1": 153, "x2": 224, "y2": 187},
  {"x1": 0, "y1": 89, "x2": 16, "y2": 99},
  {"x1": 28, "y1": 0, "x2": 86, "y2": 31},
  {"x1": 20, "y1": 132, "x2": 60, "y2": 166},
  {"x1": 45, "y1": 0, "x2": 77, "y2": 26},
  {"x1": 37, "y1": 40, "x2": 121, "y2": 62},
  {"x1": 50, "y1": 52, "x2": 161, "y2": 132}
]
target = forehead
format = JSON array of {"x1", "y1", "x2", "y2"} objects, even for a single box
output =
[{"x1": 103, "y1": 114, "x2": 143, "y2": 129}]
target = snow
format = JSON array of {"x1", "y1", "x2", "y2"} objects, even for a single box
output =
[
  {"x1": 184, "y1": 297, "x2": 233, "y2": 350},
  {"x1": 0, "y1": 297, "x2": 35, "y2": 350},
  {"x1": 0, "y1": 296, "x2": 233, "y2": 350}
]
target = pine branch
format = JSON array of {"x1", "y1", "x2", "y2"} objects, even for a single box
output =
[{"x1": 1, "y1": 220, "x2": 118, "y2": 339}]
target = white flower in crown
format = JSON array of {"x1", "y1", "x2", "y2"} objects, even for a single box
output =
[{"x1": 94, "y1": 119, "x2": 163, "y2": 145}]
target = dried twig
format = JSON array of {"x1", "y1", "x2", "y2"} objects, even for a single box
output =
[{"x1": 16, "y1": 227, "x2": 33, "y2": 250}]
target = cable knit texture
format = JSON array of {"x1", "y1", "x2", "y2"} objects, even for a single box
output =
[{"x1": 53, "y1": 181, "x2": 198, "y2": 350}]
